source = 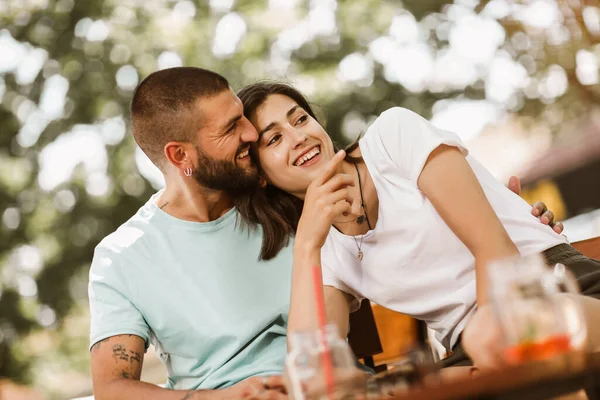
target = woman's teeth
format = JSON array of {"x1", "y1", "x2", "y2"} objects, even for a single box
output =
[{"x1": 295, "y1": 147, "x2": 320, "y2": 166}]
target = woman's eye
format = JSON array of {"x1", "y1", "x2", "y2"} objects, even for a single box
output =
[
  {"x1": 267, "y1": 134, "x2": 281, "y2": 146},
  {"x1": 296, "y1": 115, "x2": 308, "y2": 125}
]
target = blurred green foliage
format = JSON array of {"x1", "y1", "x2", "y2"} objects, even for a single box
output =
[{"x1": 0, "y1": 0, "x2": 598, "y2": 395}]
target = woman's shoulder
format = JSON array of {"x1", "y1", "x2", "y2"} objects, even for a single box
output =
[{"x1": 362, "y1": 106, "x2": 426, "y2": 140}]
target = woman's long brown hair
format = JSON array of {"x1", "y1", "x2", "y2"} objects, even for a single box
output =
[{"x1": 236, "y1": 82, "x2": 360, "y2": 260}]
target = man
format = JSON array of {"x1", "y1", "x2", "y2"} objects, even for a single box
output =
[
  {"x1": 89, "y1": 67, "x2": 562, "y2": 400},
  {"x1": 89, "y1": 67, "x2": 290, "y2": 400}
]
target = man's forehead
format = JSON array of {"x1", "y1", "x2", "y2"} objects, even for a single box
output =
[{"x1": 196, "y1": 90, "x2": 242, "y2": 128}]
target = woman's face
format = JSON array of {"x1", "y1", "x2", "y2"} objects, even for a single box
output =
[{"x1": 250, "y1": 94, "x2": 336, "y2": 198}]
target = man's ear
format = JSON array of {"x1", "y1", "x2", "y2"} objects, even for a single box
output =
[{"x1": 164, "y1": 142, "x2": 194, "y2": 170}]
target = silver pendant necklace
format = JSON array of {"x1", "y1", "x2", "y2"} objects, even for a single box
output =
[{"x1": 353, "y1": 163, "x2": 372, "y2": 260}]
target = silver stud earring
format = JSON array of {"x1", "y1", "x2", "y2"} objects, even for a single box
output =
[{"x1": 184, "y1": 167, "x2": 193, "y2": 177}]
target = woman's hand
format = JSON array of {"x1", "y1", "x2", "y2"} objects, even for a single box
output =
[
  {"x1": 462, "y1": 304, "x2": 506, "y2": 370},
  {"x1": 295, "y1": 150, "x2": 357, "y2": 251}
]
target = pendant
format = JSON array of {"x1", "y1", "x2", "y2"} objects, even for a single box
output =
[{"x1": 357, "y1": 250, "x2": 363, "y2": 260}]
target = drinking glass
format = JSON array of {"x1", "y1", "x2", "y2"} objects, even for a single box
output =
[
  {"x1": 488, "y1": 254, "x2": 588, "y2": 364},
  {"x1": 285, "y1": 324, "x2": 367, "y2": 400}
]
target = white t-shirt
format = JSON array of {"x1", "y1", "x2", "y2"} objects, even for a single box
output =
[{"x1": 320, "y1": 107, "x2": 568, "y2": 350}]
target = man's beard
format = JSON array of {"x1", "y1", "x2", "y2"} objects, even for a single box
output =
[{"x1": 192, "y1": 145, "x2": 259, "y2": 193}]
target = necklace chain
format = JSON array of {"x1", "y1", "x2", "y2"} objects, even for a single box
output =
[{"x1": 353, "y1": 163, "x2": 371, "y2": 260}]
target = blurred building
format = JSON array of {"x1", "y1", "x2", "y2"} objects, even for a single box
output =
[{"x1": 520, "y1": 113, "x2": 600, "y2": 219}]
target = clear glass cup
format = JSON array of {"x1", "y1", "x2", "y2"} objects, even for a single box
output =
[
  {"x1": 488, "y1": 254, "x2": 588, "y2": 364},
  {"x1": 285, "y1": 324, "x2": 367, "y2": 400}
]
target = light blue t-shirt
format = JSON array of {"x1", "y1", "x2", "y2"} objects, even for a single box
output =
[{"x1": 88, "y1": 192, "x2": 293, "y2": 390}]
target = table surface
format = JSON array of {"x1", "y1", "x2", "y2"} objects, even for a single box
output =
[{"x1": 388, "y1": 351, "x2": 600, "y2": 400}]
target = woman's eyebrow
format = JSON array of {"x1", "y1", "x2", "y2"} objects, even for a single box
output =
[
  {"x1": 258, "y1": 122, "x2": 276, "y2": 140},
  {"x1": 258, "y1": 105, "x2": 302, "y2": 140}
]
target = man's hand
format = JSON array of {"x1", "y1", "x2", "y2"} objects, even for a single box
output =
[
  {"x1": 462, "y1": 304, "x2": 506, "y2": 370},
  {"x1": 218, "y1": 376, "x2": 287, "y2": 400},
  {"x1": 508, "y1": 176, "x2": 564, "y2": 234}
]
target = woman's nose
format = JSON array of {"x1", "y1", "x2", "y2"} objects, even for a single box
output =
[{"x1": 291, "y1": 130, "x2": 308, "y2": 148}]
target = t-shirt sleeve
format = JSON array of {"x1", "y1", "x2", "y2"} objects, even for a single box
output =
[
  {"x1": 370, "y1": 107, "x2": 469, "y2": 182},
  {"x1": 88, "y1": 247, "x2": 151, "y2": 350},
  {"x1": 321, "y1": 263, "x2": 363, "y2": 313}
]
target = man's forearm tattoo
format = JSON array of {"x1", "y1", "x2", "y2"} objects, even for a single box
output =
[{"x1": 111, "y1": 344, "x2": 142, "y2": 379}]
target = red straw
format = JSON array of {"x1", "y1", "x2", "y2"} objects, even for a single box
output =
[{"x1": 311, "y1": 265, "x2": 335, "y2": 399}]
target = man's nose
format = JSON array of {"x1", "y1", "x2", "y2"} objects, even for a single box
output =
[{"x1": 241, "y1": 119, "x2": 259, "y2": 143}]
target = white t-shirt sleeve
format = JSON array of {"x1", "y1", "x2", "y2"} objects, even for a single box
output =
[
  {"x1": 88, "y1": 247, "x2": 151, "y2": 350},
  {"x1": 321, "y1": 263, "x2": 363, "y2": 313},
  {"x1": 370, "y1": 107, "x2": 469, "y2": 182}
]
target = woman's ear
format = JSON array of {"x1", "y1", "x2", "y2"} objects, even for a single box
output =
[{"x1": 259, "y1": 177, "x2": 267, "y2": 188}]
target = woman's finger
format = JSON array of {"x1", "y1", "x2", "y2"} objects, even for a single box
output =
[
  {"x1": 314, "y1": 150, "x2": 346, "y2": 186},
  {"x1": 323, "y1": 187, "x2": 354, "y2": 208},
  {"x1": 319, "y1": 173, "x2": 355, "y2": 193}
]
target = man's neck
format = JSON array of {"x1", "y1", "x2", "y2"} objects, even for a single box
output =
[{"x1": 157, "y1": 180, "x2": 235, "y2": 223}]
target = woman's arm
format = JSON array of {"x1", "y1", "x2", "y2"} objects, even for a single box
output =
[
  {"x1": 417, "y1": 145, "x2": 519, "y2": 304},
  {"x1": 287, "y1": 150, "x2": 355, "y2": 348},
  {"x1": 288, "y1": 244, "x2": 352, "y2": 349}
]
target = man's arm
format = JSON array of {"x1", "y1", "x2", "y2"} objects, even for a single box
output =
[
  {"x1": 91, "y1": 334, "x2": 288, "y2": 400},
  {"x1": 91, "y1": 334, "x2": 197, "y2": 400}
]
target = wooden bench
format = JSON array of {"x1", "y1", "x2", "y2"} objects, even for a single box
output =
[{"x1": 348, "y1": 236, "x2": 600, "y2": 369}]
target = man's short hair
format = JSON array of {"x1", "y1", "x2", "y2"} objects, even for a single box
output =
[{"x1": 130, "y1": 67, "x2": 230, "y2": 168}]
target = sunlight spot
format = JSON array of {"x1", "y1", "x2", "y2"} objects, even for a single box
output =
[
  {"x1": 116, "y1": 64, "x2": 139, "y2": 91},
  {"x1": 54, "y1": 189, "x2": 76, "y2": 213},
  {"x1": 173, "y1": 0, "x2": 196, "y2": 22},
  {"x1": 38, "y1": 125, "x2": 108, "y2": 191},
  {"x1": 74, "y1": 18, "x2": 93, "y2": 38},
  {"x1": 384, "y1": 44, "x2": 434, "y2": 93},
  {"x1": 576, "y1": 49, "x2": 599, "y2": 86},
  {"x1": 516, "y1": 0, "x2": 559, "y2": 29},
  {"x1": 86, "y1": 19, "x2": 109, "y2": 42},
  {"x1": 269, "y1": 0, "x2": 300, "y2": 10},
  {"x1": 209, "y1": 0, "x2": 235, "y2": 13},
  {"x1": 583, "y1": 7, "x2": 600, "y2": 35},
  {"x1": 17, "y1": 275, "x2": 37, "y2": 297},
  {"x1": 136, "y1": 146, "x2": 165, "y2": 190},
  {"x1": 389, "y1": 12, "x2": 420, "y2": 44},
  {"x1": 0, "y1": 30, "x2": 26, "y2": 73},
  {"x1": 16, "y1": 110, "x2": 49, "y2": 148},
  {"x1": 2, "y1": 208, "x2": 20, "y2": 230},
  {"x1": 157, "y1": 51, "x2": 183, "y2": 70},
  {"x1": 37, "y1": 305, "x2": 56, "y2": 327},
  {"x1": 486, "y1": 53, "x2": 528, "y2": 104},
  {"x1": 13, "y1": 245, "x2": 44, "y2": 275},
  {"x1": 86, "y1": 172, "x2": 111, "y2": 197},
  {"x1": 338, "y1": 53, "x2": 372, "y2": 83},
  {"x1": 432, "y1": 99, "x2": 502, "y2": 141},
  {"x1": 99, "y1": 116, "x2": 126, "y2": 145},
  {"x1": 212, "y1": 13, "x2": 246, "y2": 58},
  {"x1": 369, "y1": 36, "x2": 396, "y2": 65},
  {"x1": 449, "y1": 16, "x2": 504, "y2": 65},
  {"x1": 16, "y1": 47, "x2": 48, "y2": 85},
  {"x1": 39, "y1": 74, "x2": 69, "y2": 120}
]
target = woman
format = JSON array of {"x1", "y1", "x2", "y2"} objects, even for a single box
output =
[{"x1": 235, "y1": 82, "x2": 600, "y2": 368}]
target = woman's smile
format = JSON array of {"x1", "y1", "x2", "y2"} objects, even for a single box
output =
[{"x1": 293, "y1": 145, "x2": 321, "y2": 167}]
